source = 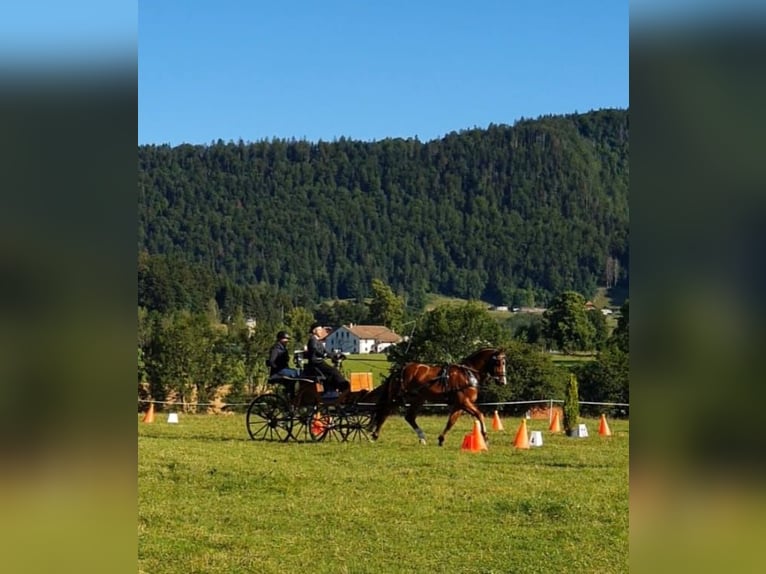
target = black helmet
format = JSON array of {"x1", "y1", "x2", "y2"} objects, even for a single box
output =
[{"x1": 277, "y1": 331, "x2": 290, "y2": 340}]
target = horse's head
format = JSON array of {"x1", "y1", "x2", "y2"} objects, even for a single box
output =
[
  {"x1": 463, "y1": 348, "x2": 507, "y2": 386},
  {"x1": 488, "y1": 349, "x2": 507, "y2": 386}
]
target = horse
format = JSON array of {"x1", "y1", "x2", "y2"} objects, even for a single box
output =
[{"x1": 370, "y1": 347, "x2": 507, "y2": 446}]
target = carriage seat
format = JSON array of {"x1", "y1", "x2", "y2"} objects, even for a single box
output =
[
  {"x1": 301, "y1": 365, "x2": 344, "y2": 395},
  {"x1": 292, "y1": 350, "x2": 347, "y2": 400},
  {"x1": 319, "y1": 389, "x2": 340, "y2": 400},
  {"x1": 299, "y1": 367, "x2": 339, "y2": 399}
]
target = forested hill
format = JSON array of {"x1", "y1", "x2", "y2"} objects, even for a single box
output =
[{"x1": 138, "y1": 109, "x2": 628, "y2": 313}]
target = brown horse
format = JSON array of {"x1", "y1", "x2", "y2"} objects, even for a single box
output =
[{"x1": 370, "y1": 347, "x2": 507, "y2": 446}]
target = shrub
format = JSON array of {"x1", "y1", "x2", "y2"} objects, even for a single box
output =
[
  {"x1": 574, "y1": 347, "x2": 629, "y2": 417},
  {"x1": 477, "y1": 341, "x2": 566, "y2": 415},
  {"x1": 562, "y1": 373, "x2": 580, "y2": 435}
]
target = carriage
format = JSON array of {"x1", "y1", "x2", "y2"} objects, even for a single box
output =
[
  {"x1": 245, "y1": 350, "x2": 379, "y2": 442},
  {"x1": 247, "y1": 345, "x2": 508, "y2": 447}
]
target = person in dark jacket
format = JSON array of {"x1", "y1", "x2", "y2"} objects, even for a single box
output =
[
  {"x1": 268, "y1": 331, "x2": 300, "y2": 378},
  {"x1": 305, "y1": 323, "x2": 350, "y2": 394}
]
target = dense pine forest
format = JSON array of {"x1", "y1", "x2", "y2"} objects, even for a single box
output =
[{"x1": 138, "y1": 109, "x2": 628, "y2": 318}]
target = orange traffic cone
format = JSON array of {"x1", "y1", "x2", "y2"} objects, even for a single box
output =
[
  {"x1": 471, "y1": 420, "x2": 488, "y2": 451},
  {"x1": 142, "y1": 402, "x2": 155, "y2": 423},
  {"x1": 460, "y1": 432, "x2": 474, "y2": 451},
  {"x1": 492, "y1": 410, "x2": 504, "y2": 431},
  {"x1": 311, "y1": 414, "x2": 326, "y2": 435},
  {"x1": 513, "y1": 419, "x2": 530, "y2": 449},
  {"x1": 599, "y1": 414, "x2": 612, "y2": 436},
  {"x1": 549, "y1": 411, "x2": 561, "y2": 433}
]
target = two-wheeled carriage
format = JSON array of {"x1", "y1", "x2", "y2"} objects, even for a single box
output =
[{"x1": 246, "y1": 351, "x2": 376, "y2": 443}]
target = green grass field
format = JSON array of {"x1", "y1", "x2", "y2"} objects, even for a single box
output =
[
  {"x1": 549, "y1": 353, "x2": 597, "y2": 369},
  {"x1": 342, "y1": 353, "x2": 391, "y2": 386},
  {"x1": 139, "y1": 412, "x2": 628, "y2": 573}
]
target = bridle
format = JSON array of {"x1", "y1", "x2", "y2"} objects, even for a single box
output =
[
  {"x1": 462, "y1": 350, "x2": 506, "y2": 385},
  {"x1": 485, "y1": 351, "x2": 507, "y2": 384}
]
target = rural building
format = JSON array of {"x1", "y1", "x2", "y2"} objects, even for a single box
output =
[{"x1": 323, "y1": 324, "x2": 402, "y2": 354}]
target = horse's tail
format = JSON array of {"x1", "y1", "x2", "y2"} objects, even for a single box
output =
[
  {"x1": 371, "y1": 368, "x2": 403, "y2": 432},
  {"x1": 384, "y1": 368, "x2": 405, "y2": 403}
]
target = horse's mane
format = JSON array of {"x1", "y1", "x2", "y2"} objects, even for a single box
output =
[{"x1": 460, "y1": 347, "x2": 501, "y2": 364}]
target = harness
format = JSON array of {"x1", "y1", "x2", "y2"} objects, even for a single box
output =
[
  {"x1": 434, "y1": 365, "x2": 451, "y2": 390},
  {"x1": 400, "y1": 351, "x2": 503, "y2": 400},
  {"x1": 423, "y1": 364, "x2": 479, "y2": 394},
  {"x1": 462, "y1": 366, "x2": 480, "y2": 388}
]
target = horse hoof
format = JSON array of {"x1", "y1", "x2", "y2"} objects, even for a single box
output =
[
  {"x1": 419, "y1": 438, "x2": 427, "y2": 445},
  {"x1": 438, "y1": 437, "x2": 444, "y2": 447}
]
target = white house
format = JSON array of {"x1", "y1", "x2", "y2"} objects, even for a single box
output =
[{"x1": 324, "y1": 324, "x2": 402, "y2": 354}]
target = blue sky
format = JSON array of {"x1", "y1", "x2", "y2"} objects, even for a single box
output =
[
  {"x1": 0, "y1": 1, "x2": 135, "y2": 64},
  {"x1": 139, "y1": 1, "x2": 628, "y2": 146}
]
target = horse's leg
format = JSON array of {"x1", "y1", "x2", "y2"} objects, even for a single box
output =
[
  {"x1": 461, "y1": 401, "x2": 489, "y2": 445},
  {"x1": 404, "y1": 397, "x2": 427, "y2": 445},
  {"x1": 370, "y1": 407, "x2": 384, "y2": 441},
  {"x1": 370, "y1": 396, "x2": 394, "y2": 441},
  {"x1": 370, "y1": 377, "x2": 398, "y2": 441},
  {"x1": 437, "y1": 407, "x2": 465, "y2": 447}
]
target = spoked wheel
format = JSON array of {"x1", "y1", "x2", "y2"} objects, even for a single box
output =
[
  {"x1": 290, "y1": 404, "x2": 316, "y2": 443},
  {"x1": 308, "y1": 405, "x2": 344, "y2": 442},
  {"x1": 246, "y1": 394, "x2": 293, "y2": 442},
  {"x1": 338, "y1": 408, "x2": 373, "y2": 442}
]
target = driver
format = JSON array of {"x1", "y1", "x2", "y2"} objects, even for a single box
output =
[{"x1": 304, "y1": 323, "x2": 350, "y2": 396}]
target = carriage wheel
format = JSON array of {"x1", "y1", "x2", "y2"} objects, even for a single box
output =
[
  {"x1": 246, "y1": 394, "x2": 293, "y2": 442},
  {"x1": 338, "y1": 409, "x2": 373, "y2": 442},
  {"x1": 308, "y1": 405, "x2": 343, "y2": 442},
  {"x1": 290, "y1": 404, "x2": 316, "y2": 442}
]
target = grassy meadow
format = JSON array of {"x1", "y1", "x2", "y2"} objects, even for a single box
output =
[
  {"x1": 139, "y1": 412, "x2": 628, "y2": 573},
  {"x1": 342, "y1": 353, "x2": 390, "y2": 386}
]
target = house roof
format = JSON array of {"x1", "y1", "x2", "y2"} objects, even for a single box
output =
[{"x1": 343, "y1": 324, "x2": 401, "y2": 343}]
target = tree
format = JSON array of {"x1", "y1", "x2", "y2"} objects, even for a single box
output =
[
  {"x1": 387, "y1": 301, "x2": 507, "y2": 368},
  {"x1": 205, "y1": 330, "x2": 246, "y2": 408},
  {"x1": 608, "y1": 299, "x2": 629, "y2": 353},
  {"x1": 576, "y1": 298, "x2": 629, "y2": 414},
  {"x1": 542, "y1": 291, "x2": 596, "y2": 353},
  {"x1": 562, "y1": 373, "x2": 580, "y2": 435},
  {"x1": 231, "y1": 317, "x2": 274, "y2": 397},
  {"x1": 479, "y1": 340, "x2": 567, "y2": 411},
  {"x1": 511, "y1": 314, "x2": 545, "y2": 347},
  {"x1": 576, "y1": 346, "x2": 629, "y2": 409},
  {"x1": 285, "y1": 306, "x2": 314, "y2": 345},
  {"x1": 586, "y1": 309, "x2": 609, "y2": 350},
  {"x1": 145, "y1": 311, "x2": 210, "y2": 410},
  {"x1": 368, "y1": 278, "x2": 405, "y2": 333},
  {"x1": 314, "y1": 299, "x2": 369, "y2": 328},
  {"x1": 138, "y1": 306, "x2": 152, "y2": 385},
  {"x1": 205, "y1": 298, "x2": 222, "y2": 326},
  {"x1": 139, "y1": 111, "x2": 628, "y2": 306}
]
